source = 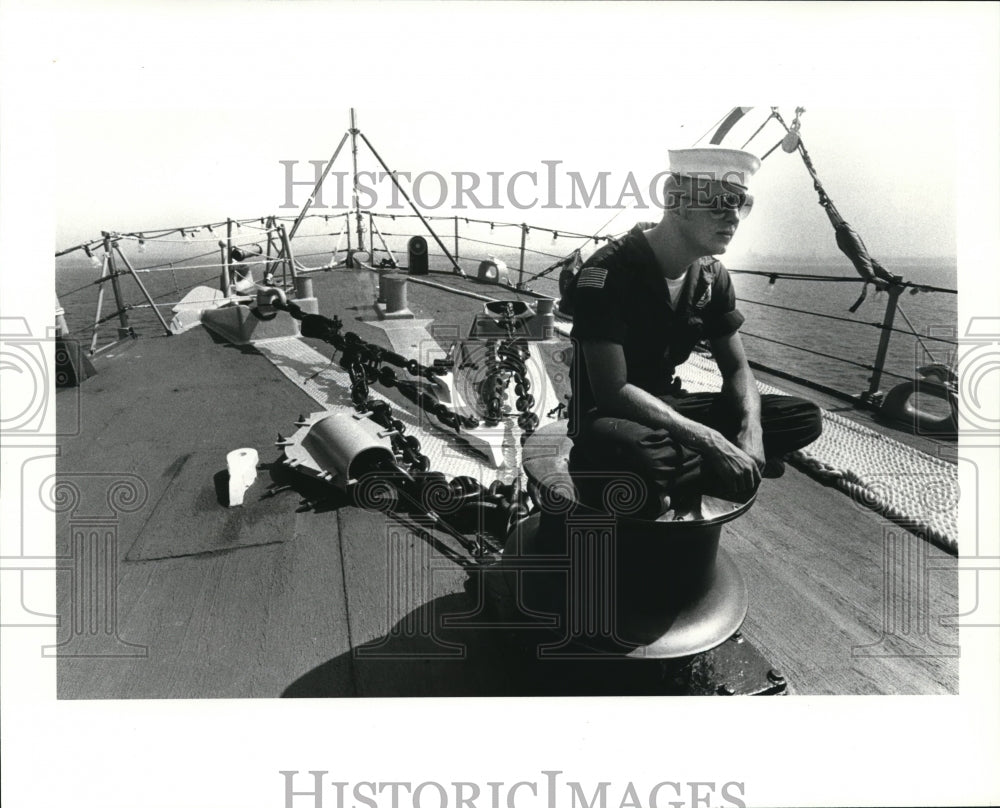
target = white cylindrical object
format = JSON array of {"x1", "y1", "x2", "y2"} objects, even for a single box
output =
[{"x1": 226, "y1": 448, "x2": 259, "y2": 507}]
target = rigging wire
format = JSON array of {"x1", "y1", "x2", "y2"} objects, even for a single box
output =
[
  {"x1": 759, "y1": 138, "x2": 786, "y2": 163},
  {"x1": 740, "y1": 111, "x2": 777, "y2": 149},
  {"x1": 893, "y1": 301, "x2": 942, "y2": 363}
]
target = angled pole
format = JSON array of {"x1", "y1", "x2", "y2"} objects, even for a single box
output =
[
  {"x1": 90, "y1": 253, "x2": 111, "y2": 354},
  {"x1": 518, "y1": 224, "x2": 527, "y2": 289},
  {"x1": 223, "y1": 217, "x2": 233, "y2": 295},
  {"x1": 864, "y1": 282, "x2": 904, "y2": 402},
  {"x1": 219, "y1": 240, "x2": 230, "y2": 296},
  {"x1": 356, "y1": 130, "x2": 464, "y2": 276},
  {"x1": 264, "y1": 216, "x2": 276, "y2": 282},
  {"x1": 369, "y1": 214, "x2": 398, "y2": 266},
  {"x1": 278, "y1": 224, "x2": 298, "y2": 282},
  {"x1": 102, "y1": 232, "x2": 131, "y2": 337},
  {"x1": 349, "y1": 108, "x2": 365, "y2": 253},
  {"x1": 113, "y1": 242, "x2": 172, "y2": 335},
  {"x1": 287, "y1": 131, "x2": 351, "y2": 242}
]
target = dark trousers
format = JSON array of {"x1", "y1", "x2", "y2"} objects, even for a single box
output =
[{"x1": 569, "y1": 393, "x2": 822, "y2": 517}]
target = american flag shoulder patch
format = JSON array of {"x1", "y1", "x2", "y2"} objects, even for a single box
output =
[{"x1": 576, "y1": 267, "x2": 608, "y2": 290}]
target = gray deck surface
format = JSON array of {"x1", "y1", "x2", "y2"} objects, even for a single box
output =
[{"x1": 55, "y1": 269, "x2": 959, "y2": 697}]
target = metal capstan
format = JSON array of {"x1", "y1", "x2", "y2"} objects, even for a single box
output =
[{"x1": 480, "y1": 421, "x2": 786, "y2": 695}]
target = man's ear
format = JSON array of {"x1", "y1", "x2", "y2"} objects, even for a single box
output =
[
  {"x1": 666, "y1": 197, "x2": 690, "y2": 220},
  {"x1": 663, "y1": 177, "x2": 689, "y2": 219}
]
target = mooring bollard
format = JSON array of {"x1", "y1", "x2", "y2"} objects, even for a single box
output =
[
  {"x1": 375, "y1": 274, "x2": 413, "y2": 319},
  {"x1": 295, "y1": 276, "x2": 313, "y2": 300}
]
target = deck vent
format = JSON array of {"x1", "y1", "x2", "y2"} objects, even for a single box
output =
[{"x1": 407, "y1": 236, "x2": 428, "y2": 275}]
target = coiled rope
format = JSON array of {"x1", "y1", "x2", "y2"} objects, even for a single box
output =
[{"x1": 679, "y1": 352, "x2": 957, "y2": 554}]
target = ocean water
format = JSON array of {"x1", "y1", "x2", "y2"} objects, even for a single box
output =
[
  {"x1": 532, "y1": 255, "x2": 956, "y2": 398},
  {"x1": 54, "y1": 217, "x2": 957, "y2": 399}
]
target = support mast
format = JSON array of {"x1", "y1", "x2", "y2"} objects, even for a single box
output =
[{"x1": 349, "y1": 108, "x2": 365, "y2": 254}]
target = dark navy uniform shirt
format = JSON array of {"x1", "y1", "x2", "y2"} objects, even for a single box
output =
[{"x1": 565, "y1": 225, "x2": 745, "y2": 432}]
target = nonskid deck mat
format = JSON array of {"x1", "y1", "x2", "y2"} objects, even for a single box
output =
[{"x1": 678, "y1": 352, "x2": 958, "y2": 553}]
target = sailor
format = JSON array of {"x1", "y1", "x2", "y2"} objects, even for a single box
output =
[{"x1": 564, "y1": 146, "x2": 822, "y2": 517}]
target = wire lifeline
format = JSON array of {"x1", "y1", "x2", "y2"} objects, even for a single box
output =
[
  {"x1": 727, "y1": 268, "x2": 955, "y2": 294},
  {"x1": 130, "y1": 256, "x2": 276, "y2": 274},
  {"x1": 740, "y1": 297, "x2": 888, "y2": 328},
  {"x1": 371, "y1": 211, "x2": 615, "y2": 244},
  {"x1": 56, "y1": 220, "x2": 275, "y2": 258},
  {"x1": 518, "y1": 212, "x2": 630, "y2": 288},
  {"x1": 738, "y1": 297, "x2": 957, "y2": 345},
  {"x1": 59, "y1": 201, "x2": 957, "y2": 407},
  {"x1": 456, "y1": 235, "x2": 568, "y2": 261},
  {"x1": 739, "y1": 331, "x2": 911, "y2": 381}
]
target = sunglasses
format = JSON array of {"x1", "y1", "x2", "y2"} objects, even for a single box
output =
[
  {"x1": 666, "y1": 177, "x2": 756, "y2": 220},
  {"x1": 698, "y1": 190, "x2": 754, "y2": 220}
]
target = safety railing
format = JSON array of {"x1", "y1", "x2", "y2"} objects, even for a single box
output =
[
  {"x1": 726, "y1": 269, "x2": 957, "y2": 404},
  {"x1": 55, "y1": 217, "x2": 304, "y2": 354},
  {"x1": 55, "y1": 211, "x2": 957, "y2": 406}
]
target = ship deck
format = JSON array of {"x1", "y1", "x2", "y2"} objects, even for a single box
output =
[{"x1": 54, "y1": 267, "x2": 959, "y2": 697}]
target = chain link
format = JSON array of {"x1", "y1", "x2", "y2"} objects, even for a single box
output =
[{"x1": 276, "y1": 297, "x2": 535, "y2": 556}]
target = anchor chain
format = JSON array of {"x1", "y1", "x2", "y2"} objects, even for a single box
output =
[
  {"x1": 479, "y1": 337, "x2": 539, "y2": 442},
  {"x1": 476, "y1": 300, "x2": 540, "y2": 442},
  {"x1": 272, "y1": 296, "x2": 535, "y2": 556},
  {"x1": 281, "y1": 297, "x2": 540, "y2": 442}
]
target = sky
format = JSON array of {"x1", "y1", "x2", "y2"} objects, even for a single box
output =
[
  {"x1": 2, "y1": 3, "x2": 999, "y2": 808},
  {"x1": 29, "y1": 2, "x2": 966, "y2": 263},
  {"x1": 52, "y1": 104, "x2": 957, "y2": 262}
]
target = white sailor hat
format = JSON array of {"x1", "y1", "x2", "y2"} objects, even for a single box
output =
[{"x1": 668, "y1": 146, "x2": 761, "y2": 187}]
